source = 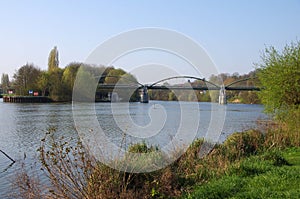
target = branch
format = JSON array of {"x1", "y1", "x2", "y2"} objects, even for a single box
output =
[{"x1": 0, "y1": 149, "x2": 15, "y2": 163}]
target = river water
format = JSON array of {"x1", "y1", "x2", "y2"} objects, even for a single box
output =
[{"x1": 0, "y1": 99, "x2": 267, "y2": 197}]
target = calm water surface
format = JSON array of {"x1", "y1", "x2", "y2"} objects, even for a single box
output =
[{"x1": 0, "y1": 99, "x2": 267, "y2": 197}]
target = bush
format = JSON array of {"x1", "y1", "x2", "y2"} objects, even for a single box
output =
[
  {"x1": 222, "y1": 130, "x2": 265, "y2": 161},
  {"x1": 257, "y1": 41, "x2": 300, "y2": 118},
  {"x1": 14, "y1": 132, "x2": 183, "y2": 199}
]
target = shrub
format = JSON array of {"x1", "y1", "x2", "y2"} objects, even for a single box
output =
[{"x1": 222, "y1": 130, "x2": 265, "y2": 161}]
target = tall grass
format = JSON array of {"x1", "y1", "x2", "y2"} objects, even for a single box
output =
[{"x1": 11, "y1": 113, "x2": 299, "y2": 198}]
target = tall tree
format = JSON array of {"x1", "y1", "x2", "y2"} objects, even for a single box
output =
[
  {"x1": 48, "y1": 46, "x2": 59, "y2": 72},
  {"x1": 1, "y1": 73, "x2": 10, "y2": 94}
]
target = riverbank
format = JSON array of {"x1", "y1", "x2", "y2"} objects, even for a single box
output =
[
  {"x1": 186, "y1": 147, "x2": 300, "y2": 198},
  {"x1": 3, "y1": 96, "x2": 52, "y2": 103},
  {"x1": 2, "y1": 95, "x2": 140, "y2": 103},
  {"x1": 10, "y1": 122, "x2": 300, "y2": 198}
]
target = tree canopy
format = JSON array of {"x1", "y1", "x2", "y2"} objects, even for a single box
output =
[
  {"x1": 13, "y1": 64, "x2": 41, "y2": 95},
  {"x1": 258, "y1": 41, "x2": 300, "y2": 119}
]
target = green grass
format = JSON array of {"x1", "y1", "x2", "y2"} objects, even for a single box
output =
[{"x1": 185, "y1": 147, "x2": 300, "y2": 199}]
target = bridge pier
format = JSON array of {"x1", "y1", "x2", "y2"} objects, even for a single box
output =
[
  {"x1": 140, "y1": 86, "x2": 149, "y2": 103},
  {"x1": 219, "y1": 86, "x2": 227, "y2": 105}
]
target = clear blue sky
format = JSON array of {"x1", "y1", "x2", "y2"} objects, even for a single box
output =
[{"x1": 1, "y1": 0, "x2": 300, "y2": 78}]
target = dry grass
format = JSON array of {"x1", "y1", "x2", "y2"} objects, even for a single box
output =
[{"x1": 12, "y1": 115, "x2": 300, "y2": 198}]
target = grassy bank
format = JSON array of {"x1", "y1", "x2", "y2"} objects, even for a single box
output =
[
  {"x1": 11, "y1": 118, "x2": 299, "y2": 198},
  {"x1": 185, "y1": 147, "x2": 300, "y2": 199}
]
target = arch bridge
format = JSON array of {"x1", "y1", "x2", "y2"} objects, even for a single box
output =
[{"x1": 96, "y1": 75, "x2": 260, "y2": 104}]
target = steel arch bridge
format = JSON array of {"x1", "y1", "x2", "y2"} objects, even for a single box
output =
[{"x1": 96, "y1": 75, "x2": 260, "y2": 103}]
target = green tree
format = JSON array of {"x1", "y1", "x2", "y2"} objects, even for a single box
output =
[
  {"x1": 48, "y1": 46, "x2": 59, "y2": 72},
  {"x1": 63, "y1": 62, "x2": 81, "y2": 96},
  {"x1": 258, "y1": 41, "x2": 300, "y2": 119},
  {"x1": 168, "y1": 91, "x2": 176, "y2": 101},
  {"x1": 104, "y1": 68, "x2": 126, "y2": 84},
  {"x1": 1, "y1": 73, "x2": 10, "y2": 94},
  {"x1": 13, "y1": 63, "x2": 41, "y2": 95},
  {"x1": 37, "y1": 72, "x2": 50, "y2": 96},
  {"x1": 48, "y1": 68, "x2": 66, "y2": 101},
  {"x1": 104, "y1": 68, "x2": 139, "y2": 102},
  {"x1": 73, "y1": 67, "x2": 97, "y2": 102},
  {"x1": 200, "y1": 91, "x2": 211, "y2": 102}
]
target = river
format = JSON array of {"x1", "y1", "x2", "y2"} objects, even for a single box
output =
[{"x1": 0, "y1": 99, "x2": 267, "y2": 197}]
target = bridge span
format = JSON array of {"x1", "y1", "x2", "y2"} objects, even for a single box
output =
[{"x1": 96, "y1": 75, "x2": 260, "y2": 104}]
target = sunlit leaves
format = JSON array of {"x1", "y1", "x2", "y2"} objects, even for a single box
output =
[{"x1": 258, "y1": 41, "x2": 300, "y2": 117}]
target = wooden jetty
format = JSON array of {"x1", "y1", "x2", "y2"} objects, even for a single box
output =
[{"x1": 3, "y1": 96, "x2": 52, "y2": 103}]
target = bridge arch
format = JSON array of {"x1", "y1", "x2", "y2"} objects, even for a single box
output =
[{"x1": 148, "y1": 75, "x2": 220, "y2": 89}]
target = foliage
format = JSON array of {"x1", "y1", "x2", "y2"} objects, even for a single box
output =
[
  {"x1": 257, "y1": 41, "x2": 300, "y2": 118},
  {"x1": 13, "y1": 63, "x2": 41, "y2": 95},
  {"x1": 63, "y1": 63, "x2": 80, "y2": 88},
  {"x1": 215, "y1": 71, "x2": 260, "y2": 104},
  {"x1": 48, "y1": 68, "x2": 68, "y2": 101},
  {"x1": 102, "y1": 68, "x2": 140, "y2": 102},
  {"x1": 1, "y1": 73, "x2": 10, "y2": 94},
  {"x1": 104, "y1": 68, "x2": 126, "y2": 84},
  {"x1": 62, "y1": 62, "x2": 81, "y2": 99},
  {"x1": 48, "y1": 46, "x2": 59, "y2": 72},
  {"x1": 222, "y1": 130, "x2": 264, "y2": 161},
  {"x1": 149, "y1": 89, "x2": 170, "y2": 101},
  {"x1": 186, "y1": 148, "x2": 300, "y2": 199},
  {"x1": 128, "y1": 141, "x2": 158, "y2": 153},
  {"x1": 37, "y1": 71, "x2": 50, "y2": 96},
  {"x1": 10, "y1": 49, "x2": 138, "y2": 102},
  {"x1": 13, "y1": 132, "x2": 181, "y2": 198},
  {"x1": 72, "y1": 66, "x2": 97, "y2": 102}
]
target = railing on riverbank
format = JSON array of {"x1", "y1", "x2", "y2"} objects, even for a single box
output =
[{"x1": 3, "y1": 96, "x2": 52, "y2": 103}]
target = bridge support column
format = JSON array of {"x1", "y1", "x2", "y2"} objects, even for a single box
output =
[
  {"x1": 140, "y1": 86, "x2": 149, "y2": 103},
  {"x1": 219, "y1": 86, "x2": 227, "y2": 105}
]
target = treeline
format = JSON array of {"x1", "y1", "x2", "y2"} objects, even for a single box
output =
[
  {"x1": 1, "y1": 46, "x2": 261, "y2": 104},
  {"x1": 149, "y1": 71, "x2": 260, "y2": 104},
  {"x1": 0, "y1": 47, "x2": 139, "y2": 102}
]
